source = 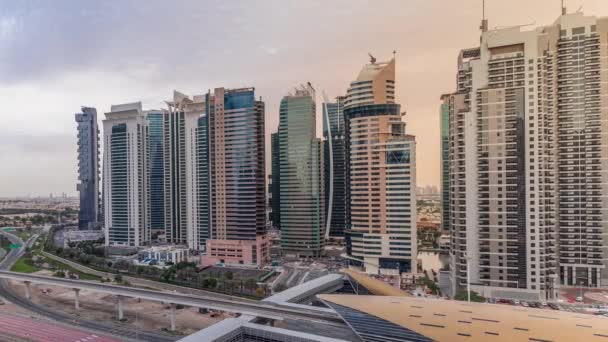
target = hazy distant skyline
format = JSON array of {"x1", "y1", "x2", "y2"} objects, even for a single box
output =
[{"x1": 1, "y1": 0, "x2": 607, "y2": 197}]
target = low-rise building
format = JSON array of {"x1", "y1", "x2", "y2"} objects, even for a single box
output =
[
  {"x1": 137, "y1": 245, "x2": 189, "y2": 266},
  {"x1": 202, "y1": 235, "x2": 269, "y2": 268},
  {"x1": 63, "y1": 229, "x2": 104, "y2": 248}
]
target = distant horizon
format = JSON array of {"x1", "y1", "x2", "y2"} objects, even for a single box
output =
[{"x1": 1, "y1": 0, "x2": 607, "y2": 197}]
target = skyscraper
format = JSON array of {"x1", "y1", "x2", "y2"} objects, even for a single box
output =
[
  {"x1": 164, "y1": 91, "x2": 205, "y2": 247},
  {"x1": 103, "y1": 102, "x2": 149, "y2": 247},
  {"x1": 278, "y1": 83, "x2": 325, "y2": 258},
  {"x1": 271, "y1": 132, "x2": 281, "y2": 230},
  {"x1": 201, "y1": 87, "x2": 269, "y2": 267},
  {"x1": 439, "y1": 96, "x2": 450, "y2": 235},
  {"x1": 443, "y1": 10, "x2": 608, "y2": 300},
  {"x1": 323, "y1": 96, "x2": 347, "y2": 239},
  {"x1": 344, "y1": 56, "x2": 417, "y2": 275},
  {"x1": 144, "y1": 110, "x2": 165, "y2": 234},
  {"x1": 75, "y1": 107, "x2": 101, "y2": 230}
]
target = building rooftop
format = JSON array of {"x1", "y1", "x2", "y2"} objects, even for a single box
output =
[
  {"x1": 319, "y1": 294, "x2": 608, "y2": 342},
  {"x1": 343, "y1": 269, "x2": 407, "y2": 296}
]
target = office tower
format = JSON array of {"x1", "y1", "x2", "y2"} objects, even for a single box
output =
[
  {"x1": 443, "y1": 11, "x2": 608, "y2": 300},
  {"x1": 271, "y1": 132, "x2": 281, "y2": 229},
  {"x1": 75, "y1": 106, "x2": 101, "y2": 230},
  {"x1": 278, "y1": 83, "x2": 325, "y2": 258},
  {"x1": 440, "y1": 96, "x2": 451, "y2": 235},
  {"x1": 323, "y1": 96, "x2": 347, "y2": 239},
  {"x1": 103, "y1": 102, "x2": 149, "y2": 247},
  {"x1": 201, "y1": 88, "x2": 269, "y2": 267},
  {"x1": 344, "y1": 56, "x2": 417, "y2": 275}
]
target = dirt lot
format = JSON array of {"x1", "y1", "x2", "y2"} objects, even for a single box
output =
[{"x1": 5, "y1": 270, "x2": 227, "y2": 336}]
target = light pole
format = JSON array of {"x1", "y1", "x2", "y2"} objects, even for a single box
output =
[{"x1": 464, "y1": 252, "x2": 472, "y2": 302}]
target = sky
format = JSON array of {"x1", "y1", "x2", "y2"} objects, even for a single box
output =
[{"x1": 1, "y1": 0, "x2": 607, "y2": 197}]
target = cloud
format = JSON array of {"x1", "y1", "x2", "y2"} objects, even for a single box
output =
[
  {"x1": 0, "y1": 16, "x2": 18, "y2": 38},
  {"x1": 1, "y1": 0, "x2": 607, "y2": 196}
]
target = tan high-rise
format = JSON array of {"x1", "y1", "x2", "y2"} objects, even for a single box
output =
[
  {"x1": 442, "y1": 11, "x2": 608, "y2": 301},
  {"x1": 345, "y1": 57, "x2": 417, "y2": 275}
]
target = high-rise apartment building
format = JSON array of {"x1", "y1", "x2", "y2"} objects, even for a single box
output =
[
  {"x1": 323, "y1": 96, "x2": 347, "y2": 239},
  {"x1": 104, "y1": 89, "x2": 268, "y2": 263},
  {"x1": 75, "y1": 106, "x2": 101, "y2": 230},
  {"x1": 443, "y1": 11, "x2": 608, "y2": 300},
  {"x1": 344, "y1": 57, "x2": 417, "y2": 275},
  {"x1": 164, "y1": 91, "x2": 205, "y2": 248},
  {"x1": 278, "y1": 83, "x2": 325, "y2": 258},
  {"x1": 201, "y1": 87, "x2": 269, "y2": 267},
  {"x1": 439, "y1": 97, "x2": 450, "y2": 234},
  {"x1": 103, "y1": 102, "x2": 150, "y2": 247}
]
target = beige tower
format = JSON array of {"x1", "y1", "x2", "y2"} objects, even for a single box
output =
[{"x1": 345, "y1": 56, "x2": 417, "y2": 275}]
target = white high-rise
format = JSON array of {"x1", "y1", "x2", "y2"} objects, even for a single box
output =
[
  {"x1": 443, "y1": 10, "x2": 608, "y2": 300},
  {"x1": 103, "y1": 102, "x2": 150, "y2": 247}
]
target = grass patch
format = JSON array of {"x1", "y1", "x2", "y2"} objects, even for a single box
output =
[
  {"x1": 40, "y1": 255, "x2": 101, "y2": 281},
  {"x1": 11, "y1": 257, "x2": 39, "y2": 273},
  {"x1": 9, "y1": 233, "x2": 101, "y2": 281}
]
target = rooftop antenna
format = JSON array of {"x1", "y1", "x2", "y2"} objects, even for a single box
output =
[
  {"x1": 480, "y1": 0, "x2": 488, "y2": 32},
  {"x1": 368, "y1": 53, "x2": 376, "y2": 64},
  {"x1": 561, "y1": 0, "x2": 567, "y2": 15}
]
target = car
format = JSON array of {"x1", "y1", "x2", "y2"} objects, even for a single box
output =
[
  {"x1": 514, "y1": 300, "x2": 521, "y2": 305},
  {"x1": 522, "y1": 302, "x2": 529, "y2": 307},
  {"x1": 548, "y1": 303, "x2": 560, "y2": 310},
  {"x1": 576, "y1": 296, "x2": 584, "y2": 302}
]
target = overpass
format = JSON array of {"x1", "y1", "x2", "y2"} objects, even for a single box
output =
[{"x1": 0, "y1": 270, "x2": 343, "y2": 330}]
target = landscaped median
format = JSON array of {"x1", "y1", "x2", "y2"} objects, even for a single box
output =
[{"x1": 9, "y1": 233, "x2": 101, "y2": 281}]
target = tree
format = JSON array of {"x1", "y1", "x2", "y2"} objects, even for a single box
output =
[
  {"x1": 454, "y1": 290, "x2": 485, "y2": 303},
  {"x1": 224, "y1": 271, "x2": 234, "y2": 280},
  {"x1": 176, "y1": 267, "x2": 196, "y2": 281},
  {"x1": 112, "y1": 259, "x2": 130, "y2": 271},
  {"x1": 255, "y1": 287, "x2": 265, "y2": 298},
  {"x1": 53, "y1": 270, "x2": 66, "y2": 278},
  {"x1": 114, "y1": 274, "x2": 123, "y2": 283}
]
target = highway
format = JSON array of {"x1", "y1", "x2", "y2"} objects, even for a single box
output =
[
  {"x1": 0, "y1": 270, "x2": 343, "y2": 324},
  {"x1": 0, "y1": 231, "x2": 177, "y2": 342}
]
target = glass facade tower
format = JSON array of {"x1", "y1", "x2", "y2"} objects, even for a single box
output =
[
  {"x1": 278, "y1": 83, "x2": 325, "y2": 258},
  {"x1": 146, "y1": 111, "x2": 165, "y2": 233},
  {"x1": 271, "y1": 132, "x2": 281, "y2": 230},
  {"x1": 75, "y1": 106, "x2": 101, "y2": 230},
  {"x1": 323, "y1": 96, "x2": 347, "y2": 238}
]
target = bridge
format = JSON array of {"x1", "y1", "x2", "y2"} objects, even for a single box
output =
[{"x1": 0, "y1": 270, "x2": 343, "y2": 331}]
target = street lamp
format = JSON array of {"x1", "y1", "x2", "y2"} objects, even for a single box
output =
[{"x1": 463, "y1": 251, "x2": 472, "y2": 302}]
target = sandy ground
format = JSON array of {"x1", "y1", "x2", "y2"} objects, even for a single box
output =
[{"x1": 5, "y1": 270, "x2": 226, "y2": 336}]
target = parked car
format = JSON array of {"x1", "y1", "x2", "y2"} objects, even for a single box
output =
[{"x1": 576, "y1": 296, "x2": 584, "y2": 302}]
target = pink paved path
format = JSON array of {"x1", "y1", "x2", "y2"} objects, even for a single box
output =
[{"x1": 0, "y1": 312, "x2": 120, "y2": 342}]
